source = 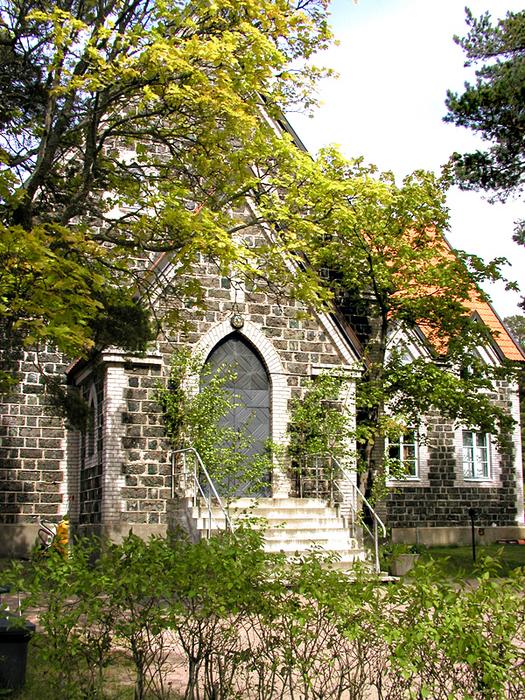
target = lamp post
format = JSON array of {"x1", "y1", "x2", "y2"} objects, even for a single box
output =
[{"x1": 468, "y1": 507, "x2": 477, "y2": 563}]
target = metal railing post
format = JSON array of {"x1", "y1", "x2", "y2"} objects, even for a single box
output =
[
  {"x1": 193, "y1": 453, "x2": 197, "y2": 509},
  {"x1": 329, "y1": 455, "x2": 334, "y2": 505},
  {"x1": 171, "y1": 447, "x2": 233, "y2": 534},
  {"x1": 374, "y1": 519, "x2": 380, "y2": 572},
  {"x1": 303, "y1": 452, "x2": 386, "y2": 572}
]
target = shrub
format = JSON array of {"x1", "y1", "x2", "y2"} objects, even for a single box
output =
[{"x1": 3, "y1": 532, "x2": 525, "y2": 700}]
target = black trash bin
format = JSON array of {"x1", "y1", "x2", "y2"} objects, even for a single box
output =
[{"x1": 0, "y1": 615, "x2": 36, "y2": 691}]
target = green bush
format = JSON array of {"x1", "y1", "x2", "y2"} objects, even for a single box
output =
[
  {"x1": 3, "y1": 533, "x2": 525, "y2": 700},
  {"x1": 5, "y1": 542, "x2": 114, "y2": 700}
]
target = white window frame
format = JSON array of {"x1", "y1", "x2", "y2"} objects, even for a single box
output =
[
  {"x1": 462, "y1": 430, "x2": 491, "y2": 480},
  {"x1": 386, "y1": 430, "x2": 419, "y2": 480}
]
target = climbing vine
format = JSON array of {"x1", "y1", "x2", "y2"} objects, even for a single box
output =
[
  {"x1": 286, "y1": 368, "x2": 354, "y2": 464},
  {"x1": 156, "y1": 348, "x2": 271, "y2": 498}
]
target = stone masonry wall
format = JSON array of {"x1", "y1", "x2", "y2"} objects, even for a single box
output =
[
  {"x1": 119, "y1": 361, "x2": 171, "y2": 528},
  {"x1": 384, "y1": 381, "x2": 522, "y2": 530},
  {"x1": 111, "y1": 253, "x2": 352, "y2": 528},
  {"x1": 0, "y1": 347, "x2": 69, "y2": 553}
]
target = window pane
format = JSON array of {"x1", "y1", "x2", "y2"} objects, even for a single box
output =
[
  {"x1": 388, "y1": 443, "x2": 400, "y2": 460},
  {"x1": 476, "y1": 442, "x2": 488, "y2": 478},
  {"x1": 387, "y1": 431, "x2": 419, "y2": 478},
  {"x1": 463, "y1": 432, "x2": 474, "y2": 447},
  {"x1": 476, "y1": 433, "x2": 487, "y2": 448},
  {"x1": 463, "y1": 431, "x2": 490, "y2": 479},
  {"x1": 462, "y1": 431, "x2": 474, "y2": 477},
  {"x1": 405, "y1": 459, "x2": 417, "y2": 476},
  {"x1": 403, "y1": 444, "x2": 415, "y2": 461},
  {"x1": 463, "y1": 451, "x2": 474, "y2": 477}
]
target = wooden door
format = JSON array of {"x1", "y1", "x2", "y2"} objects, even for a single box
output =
[{"x1": 204, "y1": 334, "x2": 271, "y2": 496}]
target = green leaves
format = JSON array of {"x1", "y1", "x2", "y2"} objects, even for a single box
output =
[
  {"x1": 156, "y1": 348, "x2": 272, "y2": 498},
  {"x1": 272, "y1": 147, "x2": 518, "y2": 489},
  {"x1": 0, "y1": 0, "x2": 334, "y2": 389},
  {"x1": 0, "y1": 220, "x2": 154, "y2": 402},
  {"x1": 5, "y1": 535, "x2": 525, "y2": 699},
  {"x1": 445, "y1": 9, "x2": 525, "y2": 204},
  {"x1": 286, "y1": 368, "x2": 354, "y2": 463}
]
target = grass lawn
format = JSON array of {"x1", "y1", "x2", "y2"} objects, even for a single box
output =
[{"x1": 419, "y1": 543, "x2": 525, "y2": 578}]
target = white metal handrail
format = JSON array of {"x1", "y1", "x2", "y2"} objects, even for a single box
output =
[
  {"x1": 171, "y1": 447, "x2": 233, "y2": 535},
  {"x1": 300, "y1": 453, "x2": 386, "y2": 572}
]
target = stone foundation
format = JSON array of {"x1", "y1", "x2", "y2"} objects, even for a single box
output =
[{"x1": 392, "y1": 525, "x2": 525, "y2": 547}]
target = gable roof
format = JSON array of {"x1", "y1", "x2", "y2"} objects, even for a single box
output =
[
  {"x1": 415, "y1": 237, "x2": 525, "y2": 363},
  {"x1": 464, "y1": 295, "x2": 525, "y2": 362},
  {"x1": 442, "y1": 235, "x2": 524, "y2": 362}
]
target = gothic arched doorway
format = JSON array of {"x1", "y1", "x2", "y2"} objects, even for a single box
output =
[{"x1": 204, "y1": 333, "x2": 271, "y2": 497}]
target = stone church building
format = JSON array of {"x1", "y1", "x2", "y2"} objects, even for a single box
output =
[{"x1": 1, "y1": 120, "x2": 525, "y2": 558}]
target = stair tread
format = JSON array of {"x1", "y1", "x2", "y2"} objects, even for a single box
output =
[
  {"x1": 176, "y1": 496, "x2": 369, "y2": 565},
  {"x1": 193, "y1": 516, "x2": 349, "y2": 527}
]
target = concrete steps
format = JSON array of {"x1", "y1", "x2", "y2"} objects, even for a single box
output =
[{"x1": 187, "y1": 497, "x2": 369, "y2": 570}]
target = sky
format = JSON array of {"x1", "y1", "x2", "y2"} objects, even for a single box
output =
[{"x1": 287, "y1": 0, "x2": 525, "y2": 320}]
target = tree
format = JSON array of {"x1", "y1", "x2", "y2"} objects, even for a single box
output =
[
  {"x1": 504, "y1": 314, "x2": 525, "y2": 350},
  {"x1": 444, "y1": 8, "x2": 525, "y2": 241},
  {"x1": 286, "y1": 368, "x2": 354, "y2": 464},
  {"x1": 0, "y1": 0, "x2": 333, "y2": 393},
  {"x1": 266, "y1": 146, "x2": 517, "y2": 501}
]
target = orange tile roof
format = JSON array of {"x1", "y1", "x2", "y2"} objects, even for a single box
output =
[
  {"x1": 463, "y1": 293, "x2": 525, "y2": 362},
  {"x1": 417, "y1": 237, "x2": 525, "y2": 362}
]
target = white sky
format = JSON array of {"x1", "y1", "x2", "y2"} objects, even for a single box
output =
[{"x1": 287, "y1": 0, "x2": 525, "y2": 320}]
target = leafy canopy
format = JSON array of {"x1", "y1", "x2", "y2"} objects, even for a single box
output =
[
  {"x1": 0, "y1": 0, "x2": 333, "y2": 390},
  {"x1": 504, "y1": 314, "x2": 525, "y2": 350},
  {"x1": 445, "y1": 8, "x2": 525, "y2": 241},
  {"x1": 286, "y1": 368, "x2": 354, "y2": 464},
  {"x1": 263, "y1": 146, "x2": 517, "y2": 492}
]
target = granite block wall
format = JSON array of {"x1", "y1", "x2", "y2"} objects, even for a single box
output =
[
  {"x1": 0, "y1": 347, "x2": 70, "y2": 554},
  {"x1": 106, "y1": 254, "x2": 354, "y2": 527},
  {"x1": 383, "y1": 380, "x2": 523, "y2": 530}
]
